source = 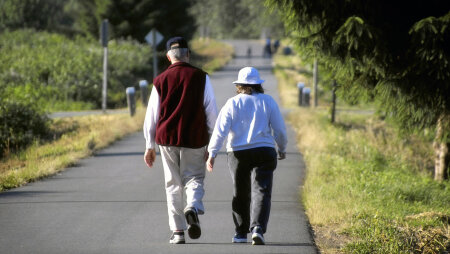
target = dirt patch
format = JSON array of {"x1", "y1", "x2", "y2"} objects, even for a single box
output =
[{"x1": 312, "y1": 224, "x2": 353, "y2": 254}]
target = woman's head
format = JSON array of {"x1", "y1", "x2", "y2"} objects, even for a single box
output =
[
  {"x1": 236, "y1": 84, "x2": 264, "y2": 94},
  {"x1": 233, "y1": 67, "x2": 265, "y2": 94}
]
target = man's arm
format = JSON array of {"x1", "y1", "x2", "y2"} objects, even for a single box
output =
[
  {"x1": 206, "y1": 103, "x2": 233, "y2": 172},
  {"x1": 143, "y1": 86, "x2": 160, "y2": 167}
]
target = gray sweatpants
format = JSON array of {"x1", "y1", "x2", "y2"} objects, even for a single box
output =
[{"x1": 159, "y1": 145, "x2": 206, "y2": 231}]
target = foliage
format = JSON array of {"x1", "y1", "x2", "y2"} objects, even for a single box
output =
[
  {"x1": 267, "y1": 0, "x2": 450, "y2": 137},
  {"x1": 274, "y1": 58, "x2": 450, "y2": 253},
  {"x1": 0, "y1": 101, "x2": 50, "y2": 158},
  {"x1": 67, "y1": 0, "x2": 196, "y2": 44},
  {"x1": 63, "y1": 0, "x2": 105, "y2": 38},
  {"x1": 1, "y1": 0, "x2": 198, "y2": 44},
  {"x1": 0, "y1": 0, "x2": 71, "y2": 33},
  {"x1": 0, "y1": 29, "x2": 152, "y2": 111},
  {"x1": 189, "y1": 0, "x2": 285, "y2": 39}
]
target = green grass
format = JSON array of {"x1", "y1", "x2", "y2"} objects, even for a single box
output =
[{"x1": 273, "y1": 53, "x2": 450, "y2": 253}]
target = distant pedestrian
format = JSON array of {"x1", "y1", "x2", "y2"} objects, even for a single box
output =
[
  {"x1": 206, "y1": 67, "x2": 287, "y2": 245},
  {"x1": 143, "y1": 36, "x2": 218, "y2": 244},
  {"x1": 263, "y1": 37, "x2": 272, "y2": 58},
  {"x1": 273, "y1": 39, "x2": 280, "y2": 54},
  {"x1": 247, "y1": 46, "x2": 252, "y2": 58}
]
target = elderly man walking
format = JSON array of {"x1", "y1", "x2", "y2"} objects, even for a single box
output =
[{"x1": 143, "y1": 37, "x2": 218, "y2": 244}]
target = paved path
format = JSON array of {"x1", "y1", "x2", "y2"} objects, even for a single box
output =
[{"x1": 0, "y1": 40, "x2": 317, "y2": 254}]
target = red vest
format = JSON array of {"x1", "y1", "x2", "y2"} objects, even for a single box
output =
[{"x1": 154, "y1": 62, "x2": 209, "y2": 148}]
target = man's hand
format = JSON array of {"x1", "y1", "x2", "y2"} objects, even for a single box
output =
[
  {"x1": 144, "y1": 149, "x2": 156, "y2": 168},
  {"x1": 278, "y1": 150, "x2": 286, "y2": 160},
  {"x1": 206, "y1": 157, "x2": 215, "y2": 172}
]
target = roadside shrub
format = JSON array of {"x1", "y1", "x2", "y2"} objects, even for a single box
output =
[
  {"x1": 0, "y1": 101, "x2": 50, "y2": 158},
  {"x1": 0, "y1": 29, "x2": 152, "y2": 111}
]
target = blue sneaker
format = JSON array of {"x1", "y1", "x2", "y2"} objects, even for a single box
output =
[
  {"x1": 232, "y1": 233, "x2": 247, "y2": 243},
  {"x1": 251, "y1": 226, "x2": 265, "y2": 245}
]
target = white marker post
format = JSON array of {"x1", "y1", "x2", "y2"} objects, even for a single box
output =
[
  {"x1": 101, "y1": 20, "x2": 109, "y2": 113},
  {"x1": 313, "y1": 58, "x2": 318, "y2": 107}
]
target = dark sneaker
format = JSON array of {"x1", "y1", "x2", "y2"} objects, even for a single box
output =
[
  {"x1": 251, "y1": 226, "x2": 265, "y2": 245},
  {"x1": 232, "y1": 233, "x2": 247, "y2": 243},
  {"x1": 169, "y1": 231, "x2": 185, "y2": 244},
  {"x1": 184, "y1": 207, "x2": 201, "y2": 239}
]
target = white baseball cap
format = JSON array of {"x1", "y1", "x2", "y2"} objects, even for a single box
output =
[{"x1": 233, "y1": 67, "x2": 265, "y2": 85}]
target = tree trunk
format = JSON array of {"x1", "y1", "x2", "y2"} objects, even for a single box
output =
[{"x1": 433, "y1": 115, "x2": 450, "y2": 181}]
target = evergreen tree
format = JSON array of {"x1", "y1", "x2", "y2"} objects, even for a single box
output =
[
  {"x1": 64, "y1": 0, "x2": 196, "y2": 43},
  {"x1": 64, "y1": 0, "x2": 105, "y2": 38},
  {"x1": 96, "y1": 0, "x2": 195, "y2": 44},
  {"x1": 0, "y1": 0, "x2": 71, "y2": 33},
  {"x1": 267, "y1": 0, "x2": 450, "y2": 180}
]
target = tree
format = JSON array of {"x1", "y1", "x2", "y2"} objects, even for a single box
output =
[
  {"x1": 63, "y1": 0, "x2": 105, "y2": 38},
  {"x1": 267, "y1": 0, "x2": 450, "y2": 180},
  {"x1": 97, "y1": 0, "x2": 196, "y2": 44},
  {"x1": 65, "y1": 0, "x2": 196, "y2": 44},
  {"x1": 0, "y1": 0, "x2": 71, "y2": 33}
]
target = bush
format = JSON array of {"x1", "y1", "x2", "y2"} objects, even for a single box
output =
[
  {"x1": 0, "y1": 101, "x2": 50, "y2": 158},
  {"x1": 0, "y1": 29, "x2": 152, "y2": 111},
  {"x1": 0, "y1": 0, "x2": 68, "y2": 32}
]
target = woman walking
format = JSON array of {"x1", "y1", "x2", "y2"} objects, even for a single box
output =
[{"x1": 206, "y1": 67, "x2": 287, "y2": 245}]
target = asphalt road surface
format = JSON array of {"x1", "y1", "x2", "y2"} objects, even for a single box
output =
[{"x1": 0, "y1": 40, "x2": 317, "y2": 254}]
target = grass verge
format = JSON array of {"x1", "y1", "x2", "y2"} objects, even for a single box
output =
[
  {"x1": 273, "y1": 53, "x2": 450, "y2": 253},
  {"x1": 0, "y1": 38, "x2": 233, "y2": 191}
]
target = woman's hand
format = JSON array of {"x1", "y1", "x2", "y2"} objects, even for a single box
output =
[
  {"x1": 206, "y1": 157, "x2": 215, "y2": 172},
  {"x1": 278, "y1": 150, "x2": 286, "y2": 160}
]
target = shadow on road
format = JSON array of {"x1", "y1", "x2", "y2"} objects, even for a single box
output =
[
  {"x1": 94, "y1": 152, "x2": 145, "y2": 157},
  {"x1": 186, "y1": 242, "x2": 315, "y2": 247}
]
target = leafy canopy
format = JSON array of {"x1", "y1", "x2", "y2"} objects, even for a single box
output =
[
  {"x1": 267, "y1": 0, "x2": 450, "y2": 135},
  {"x1": 96, "y1": 0, "x2": 196, "y2": 44}
]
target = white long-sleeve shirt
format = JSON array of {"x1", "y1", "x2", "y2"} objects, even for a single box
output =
[
  {"x1": 143, "y1": 75, "x2": 218, "y2": 149},
  {"x1": 208, "y1": 93, "x2": 287, "y2": 158}
]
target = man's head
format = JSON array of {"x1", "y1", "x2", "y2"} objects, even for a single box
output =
[{"x1": 166, "y1": 36, "x2": 189, "y2": 63}]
